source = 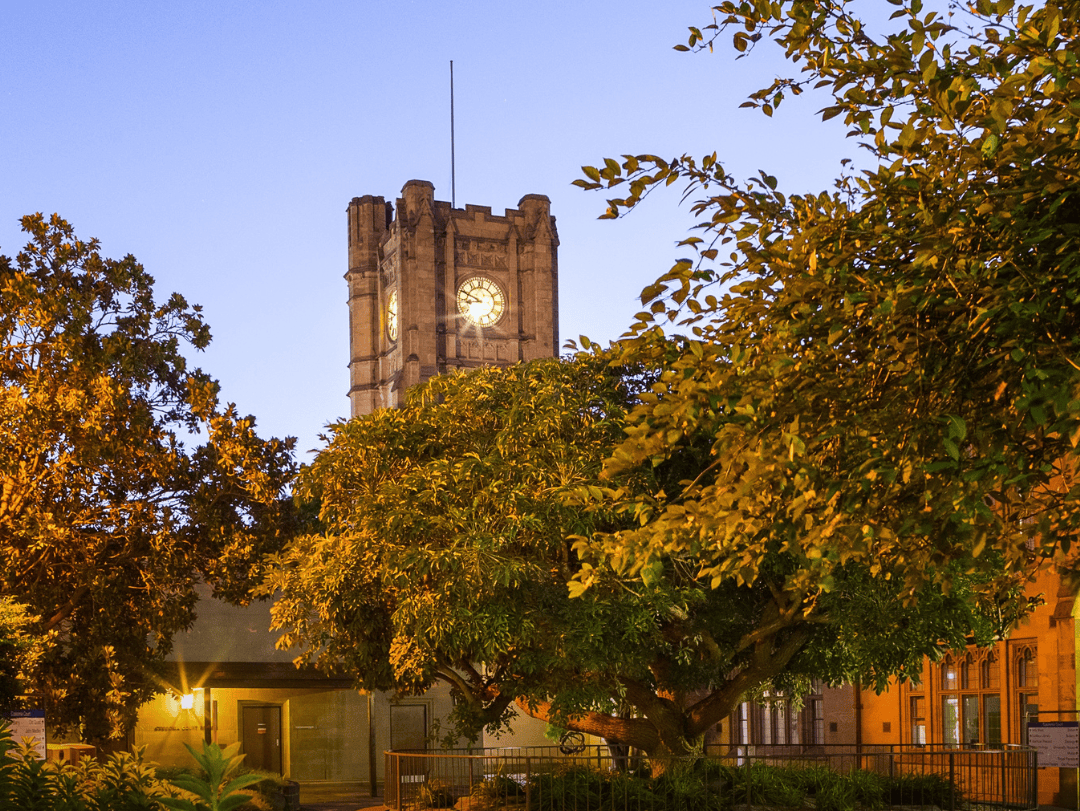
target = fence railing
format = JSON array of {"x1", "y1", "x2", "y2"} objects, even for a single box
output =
[{"x1": 383, "y1": 743, "x2": 1038, "y2": 811}]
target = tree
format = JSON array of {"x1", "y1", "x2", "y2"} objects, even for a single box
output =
[
  {"x1": 263, "y1": 353, "x2": 1017, "y2": 763},
  {"x1": 0, "y1": 214, "x2": 296, "y2": 741},
  {"x1": 564, "y1": 0, "x2": 1080, "y2": 743},
  {"x1": 270, "y1": 0, "x2": 1079, "y2": 763},
  {"x1": 0, "y1": 598, "x2": 44, "y2": 716}
]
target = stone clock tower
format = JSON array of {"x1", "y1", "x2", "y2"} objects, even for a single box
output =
[{"x1": 346, "y1": 179, "x2": 559, "y2": 417}]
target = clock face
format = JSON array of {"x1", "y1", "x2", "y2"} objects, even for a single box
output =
[
  {"x1": 456, "y1": 276, "x2": 506, "y2": 327},
  {"x1": 386, "y1": 290, "x2": 399, "y2": 341}
]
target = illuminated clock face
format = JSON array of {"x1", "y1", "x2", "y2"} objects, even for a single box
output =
[
  {"x1": 386, "y1": 290, "x2": 399, "y2": 341},
  {"x1": 456, "y1": 276, "x2": 505, "y2": 327}
]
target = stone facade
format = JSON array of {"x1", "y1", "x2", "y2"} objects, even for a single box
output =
[{"x1": 346, "y1": 179, "x2": 559, "y2": 416}]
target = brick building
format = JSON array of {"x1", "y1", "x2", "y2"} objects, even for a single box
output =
[{"x1": 726, "y1": 565, "x2": 1078, "y2": 806}]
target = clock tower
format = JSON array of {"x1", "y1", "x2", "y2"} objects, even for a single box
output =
[{"x1": 346, "y1": 179, "x2": 559, "y2": 417}]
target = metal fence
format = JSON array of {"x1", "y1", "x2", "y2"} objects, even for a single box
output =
[{"x1": 383, "y1": 743, "x2": 1037, "y2": 811}]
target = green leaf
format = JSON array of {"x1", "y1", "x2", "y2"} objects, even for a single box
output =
[
  {"x1": 641, "y1": 559, "x2": 664, "y2": 586},
  {"x1": 158, "y1": 800, "x2": 199, "y2": 811}
]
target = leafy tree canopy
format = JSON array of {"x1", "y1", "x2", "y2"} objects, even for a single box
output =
[
  {"x1": 0, "y1": 214, "x2": 296, "y2": 741},
  {"x1": 270, "y1": 0, "x2": 1078, "y2": 762},
  {"x1": 0, "y1": 598, "x2": 43, "y2": 716},
  {"x1": 574, "y1": 0, "x2": 1080, "y2": 625},
  {"x1": 264, "y1": 354, "x2": 1018, "y2": 761}
]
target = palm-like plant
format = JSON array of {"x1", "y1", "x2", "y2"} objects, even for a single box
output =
[{"x1": 159, "y1": 741, "x2": 266, "y2": 811}]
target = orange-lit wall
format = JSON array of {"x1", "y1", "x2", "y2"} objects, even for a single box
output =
[{"x1": 854, "y1": 566, "x2": 1077, "y2": 806}]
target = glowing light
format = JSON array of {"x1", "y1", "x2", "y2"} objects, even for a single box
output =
[
  {"x1": 469, "y1": 299, "x2": 492, "y2": 321},
  {"x1": 180, "y1": 693, "x2": 195, "y2": 710}
]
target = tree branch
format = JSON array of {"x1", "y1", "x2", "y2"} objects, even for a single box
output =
[
  {"x1": 42, "y1": 584, "x2": 90, "y2": 632},
  {"x1": 515, "y1": 696, "x2": 660, "y2": 752}
]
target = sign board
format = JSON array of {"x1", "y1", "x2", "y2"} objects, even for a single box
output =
[
  {"x1": 1028, "y1": 721, "x2": 1079, "y2": 768},
  {"x1": 6, "y1": 709, "x2": 46, "y2": 760}
]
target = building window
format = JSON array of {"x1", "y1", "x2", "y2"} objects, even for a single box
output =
[
  {"x1": 804, "y1": 697, "x2": 825, "y2": 746},
  {"x1": 732, "y1": 684, "x2": 823, "y2": 746},
  {"x1": 942, "y1": 655, "x2": 959, "y2": 691},
  {"x1": 772, "y1": 701, "x2": 788, "y2": 745},
  {"x1": 1016, "y1": 646, "x2": 1038, "y2": 745},
  {"x1": 911, "y1": 696, "x2": 927, "y2": 745},
  {"x1": 939, "y1": 649, "x2": 1001, "y2": 747},
  {"x1": 734, "y1": 702, "x2": 749, "y2": 745},
  {"x1": 981, "y1": 650, "x2": 1000, "y2": 689}
]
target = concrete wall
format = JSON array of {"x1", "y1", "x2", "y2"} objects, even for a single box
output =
[{"x1": 136, "y1": 682, "x2": 464, "y2": 785}]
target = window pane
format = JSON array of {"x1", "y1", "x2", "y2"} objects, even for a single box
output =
[
  {"x1": 1019, "y1": 694, "x2": 1038, "y2": 746},
  {"x1": 984, "y1": 695, "x2": 1001, "y2": 746},
  {"x1": 911, "y1": 697, "x2": 926, "y2": 745},
  {"x1": 810, "y1": 699, "x2": 824, "y2": 746},
  {"x1": 1017, "y1": 649, "x2": 1038, "y2": 688},
  {"x1": 942, "y1": 659, "x2": 958, "y2": 691},
  {"x1": 962, "y1": 695, "x2": 980, "y2": 745},
  {"x1": 943, "y1": 696, "x2": 960, "y2": 746},
  {"x1": 982, "y1": 652, "x2": 1000, "y2": 690}
]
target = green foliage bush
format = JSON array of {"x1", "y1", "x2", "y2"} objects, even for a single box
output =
[
  {"x1": 155, "y1": 762, "x2": 284, "y2": 811},
  {"x1": 0, "y1": 721, "x2": 166, "y2": 810},
  {"x1": 158, "y1": 741, "x2": 269, "y2": 811},
  {"x1": 522, "y1": 759, "x2": 964, "y2": 811},
  {"x1": 0, "y1": 725, "x2": 283, "y2": 811},
  {"x1": 530, "y1": 766, "x2": 606, "y2": 811},
  {"x1": 418, "y1": 778, "x2": 457, "y2": 809},
  {"x1": 888, "y1": 772, "x2": 961, "y2": 809},
  {"x1": 473, "y1": 773, "x2": 526, "y2": 803}
]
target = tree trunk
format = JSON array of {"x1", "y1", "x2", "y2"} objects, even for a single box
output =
[{"x1": 514, "y1": 696, "x2": 710, "y2": 774}]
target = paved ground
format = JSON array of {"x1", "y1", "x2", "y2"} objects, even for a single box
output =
[{"x1": 295, "y1": 782, "x2": 388, "y2": 811}]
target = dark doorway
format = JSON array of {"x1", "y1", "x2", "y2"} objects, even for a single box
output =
[
  {"x1": 390, "y1": 704, "x2": 427, "y2": 751},
  {"x1": 390, "y1": 704, "x2": 428, "y2": 784},
  {"x1": 241, "y1": 704, "x2": 282, "y2": 774}
]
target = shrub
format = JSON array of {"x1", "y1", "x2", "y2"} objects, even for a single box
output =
[
  {"x1": 650, "y1": 763, "x2": 727, "y2": 811},
  {"x1": 888, "y1": 772, "x2": 962, "y2": 809},
  {"x1": 418, "y1": 778, "x2": 457, "y2": 809},
  {"x1": 158, "y1": 741, "x2": 267, "y2": 811},
  {"x1": 721, "y1": 762, "x2": 806, "y2": 808},
  {"x1": 529, "y1": 766, "x2": 606, "y2": 811},
  {"x1": 411, "y1": 752, "x2": 969, "y2": 811},
  {"x1": 789, "y1": 763, "x2": 841, "y2": 797},
  {"x1": 474, "y1": 773, "x2": 526, "y2": 802},
  {"x1": 848, "y1": 769, "x2": 888, "y2": 810},
  {"x1": 0, "y1": 722, "x2": 167, "y2": 811}
]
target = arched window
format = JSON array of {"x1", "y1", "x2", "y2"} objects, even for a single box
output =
[
  {"x1": 940, "y1": 648, "x2": 1002, "y2": 747},
  {"x1": 981, "y1": 650, "x2": 1000, "y2": 690},
  {"x1": 941, "y1": 655, "x2": 958, "y2": 690},
  {"x1": 960, "y1": 653, "x2": 975, "y2": 690},
  {"x1": 1017, "y1": 647, "x2": 1037, "y2": 688},
  {"x1": 1015, "y1": 646, "x2": 1038, "y2": 745}
]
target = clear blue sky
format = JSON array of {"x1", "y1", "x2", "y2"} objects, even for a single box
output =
[{"x1": 2, "y1": 0, "x2": 859, "y2": 460}]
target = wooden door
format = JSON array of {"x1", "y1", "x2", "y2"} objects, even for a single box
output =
[{"x1": 241, "y1": 704, "x2": 282, "y2": 774}]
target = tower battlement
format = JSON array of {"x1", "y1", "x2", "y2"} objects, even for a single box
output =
[{"x1": 346, "y1": 181, "x2": 559, "y2": 417}]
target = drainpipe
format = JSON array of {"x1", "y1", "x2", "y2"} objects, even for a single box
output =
[
  {"x1": 369, "y1": 692, "x2": 378, "y2": 797},
  {"x1": 855, "y1": 680, "x2": 863, "y2": 763},
  {"x1": 204, "y1": 688, "x2": 212, "y2": 745}
]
